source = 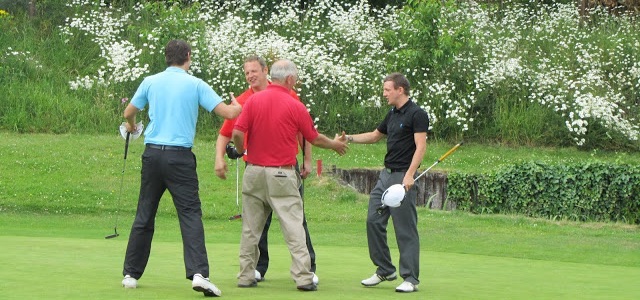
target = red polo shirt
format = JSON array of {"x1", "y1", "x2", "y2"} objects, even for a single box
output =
[
  {"x1": 234, "y1": 84, "x2": 318, "y2": 166},
  {"x1": 219, "y1": 84, "x2": 301, "y2": 161}
]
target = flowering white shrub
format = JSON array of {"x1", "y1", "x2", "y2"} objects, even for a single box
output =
[
  {"x1": 57, "y1": 0, "x2": 639, "y2": 146},
  {"x1": 425, "y1": 0, "x2": 639, "y2": 144}
]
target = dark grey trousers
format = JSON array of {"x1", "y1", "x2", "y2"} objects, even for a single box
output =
[
  {"x1": 123, "y1": 146, "x2": 209, "y2": 280},
  {"x1": 366, "y1": 169, "x2": 420, "y2": 285}
]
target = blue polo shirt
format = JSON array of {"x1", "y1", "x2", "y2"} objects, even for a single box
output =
[{"x1": 130, "y1": 67, "x2": 222, "y2": 147}]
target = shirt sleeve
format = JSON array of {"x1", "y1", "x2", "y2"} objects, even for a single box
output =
[
  {"x1": 412, "y1": 109, "x2": 430, "y2": 133},
  {"x1": 297, "y1": 103, "x2": 319, "y2": 142},
  {"x1": 130, "y1": 78, "x2": 149, "y2": 110},
  {"x1": 234, "y1": 98, "x2": 251, "y2": 133},
  {"x1": 218, "y1": 118, "x2": 235, "y2": 137},
  {"x1": 198, "y1": 80, "x2": 223, "y2": 112}
]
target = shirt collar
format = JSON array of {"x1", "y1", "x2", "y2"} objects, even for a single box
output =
[
  {"x1": 266, "y1": 84, "x2": 290, "y2": 93},
  {"x1": 166, "y1": 66, "x2": 187, "y2": 73},
  {"x1": 392, "y1": 98, "x2": 414, "y2": 114}
]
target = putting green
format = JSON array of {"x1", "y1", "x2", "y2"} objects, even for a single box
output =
[{"x1": 1, "y1": 234, "x2": 638, "y2": 299}]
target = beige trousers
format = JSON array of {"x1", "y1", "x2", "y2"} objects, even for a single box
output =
[{"x1": 237, "y1": 165, "x2": 313, "y2": 286}]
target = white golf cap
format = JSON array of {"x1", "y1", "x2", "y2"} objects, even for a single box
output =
[{"x1": 381, "y1": 184, "x2": 406, "y2": 208}]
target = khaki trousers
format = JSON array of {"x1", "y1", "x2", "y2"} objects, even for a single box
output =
[{"x1": 237, "y1": 165, "x2": 313, "y2": 286}]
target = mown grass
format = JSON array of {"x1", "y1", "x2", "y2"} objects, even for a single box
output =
[
  {"x1": 1, "y1": 208, "x2": 639, "y2": 299},
  {"x1": 0, "y1": 132, "x2": 639, "y2": 298}
]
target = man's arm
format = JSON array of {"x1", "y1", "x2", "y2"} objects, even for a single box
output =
[
  {"x1": 231, "y1": 129, "x2": 246, "y2": 154},
  {"x1": 309, "y1": 133, "x2": 348, "y2": 156},
  {"x1": 213, "y1": 94, "x2": 242, "y2": 119},
  {"x1": 297, "y1": 133, "x2": 313, "y2": 178},
  {"x1": 337, "y1": 129, "x2": 385, "y2": 144},
  {"x1": 301, "y1": 139, "x2": 313, "y2": 178},
  {"x1": 402, "y1": 132, "x2": 427, "y2": 191},
  {"x1": 123, "y1": 104, "x2": 140, "y2": 132},
  {"x1": 214, "y1": 134, "x2": 231, "y2": 179}
]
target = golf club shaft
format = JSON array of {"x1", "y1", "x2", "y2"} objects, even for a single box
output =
[
  {"x1": 124, "y1": 132, "x2": 130, "y2": 159},
  {"x1": 236, "y1": 158, "x2": 239, "y2": 208},
  {"x1": 413, "y1": 142, "x2": 463, "y2": 182},
  {"x1": 229, "y1": 156, "x2": 242, "y2": 221},
  {"x1": 106, "y1": 132, "x2": 130, "y2": 238}
]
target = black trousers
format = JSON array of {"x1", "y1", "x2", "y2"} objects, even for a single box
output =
[
  {"x1": 255, "y1": 162, "x2": 316, "y2": 277},
  {"x1": 123, "y1": 146, "x2": 210, "y2": 280}
]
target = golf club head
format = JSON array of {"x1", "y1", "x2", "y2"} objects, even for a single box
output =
[
  {"x1": 119, "y1": 122, "x2": 144, "y2": 140},
  {"x1": 228, "y1": 214, "x2": 242, "y2": 221},
  {"x1": 381, "y1": 184, "x2": 406, "y2": 208},
  {"x1": 105, "y1": 227, "x2": 119, "y2": 239}
]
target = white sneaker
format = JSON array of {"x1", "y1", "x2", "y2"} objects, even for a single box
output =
[
  {"x1": 122, "y1": 275, "x2": 137, "y2": 289},
  {"x1": 312, "y1": 273, "x2": 319, "y2": 285},
  {"x1": 254, "y1": 270, "x2": 264, "y2": 282},
  {"x1": 395, "y1": 281, "x2": 418, "y2": 292},
  {"x1": 192, "y1": 273, "x2": 222, "y2": 297},
  {"x1": 361, "y1": 272, "x2": 397, "y2": 286}
]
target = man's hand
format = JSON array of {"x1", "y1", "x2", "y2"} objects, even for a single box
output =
[
  {"x1": 225, "y1": 142, "x2": 244, "y2": 159},
  {"x1": 402, "y1": 174, "x2": 415, "y2": 191},
  {"x1": 125, "y1": 122, "x2": 137, "y2": 133},
  {"x1": 300, "y1": 163, "x2": 312, "y2": 179},
  {"x1": 332, "y1": 139, "x2": 348, "y2": 156},
  {"x1": 214, "y1": 157, "x2": 228, "y2": 179},
  {"x1": 335, "y1": 131, "x2": 347, "y2": 143},
  {"x1": 229, "y1": 92, "x2": 241, "y2": 110}
]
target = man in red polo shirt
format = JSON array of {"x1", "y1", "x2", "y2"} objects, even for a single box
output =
[
  {"x1": 232, "y1": 59, "x2": 347, "y2": 291},
  {"x1": 214, "y1": 56, "x2": 318, "y2": 284},
  {"x1": 214, "y1": 56, "x2": 310, "y2": 179}
]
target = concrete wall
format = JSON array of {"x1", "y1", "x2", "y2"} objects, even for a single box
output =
[{"x1": 330, "y1": 166, "x2": 455, "y2": 210}]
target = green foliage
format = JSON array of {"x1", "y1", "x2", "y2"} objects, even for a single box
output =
[
  {"x1": 449, "y1": 162, "x2": 640, "y2": 223},
  {"x1": 1, "y1": 0, "x2": 639, "y2": 150}
]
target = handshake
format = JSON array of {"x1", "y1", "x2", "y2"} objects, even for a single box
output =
[{"x1": 225, "y1": 142, "x2": 244, "y2": 159}]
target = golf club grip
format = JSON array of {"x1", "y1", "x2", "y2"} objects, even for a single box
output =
[
  {"x1": 437, "y1": 142, "x2": 463, "y2": 162},
  {"x1": 124, "y1": 132, "x2": 131, "y2": 159}
]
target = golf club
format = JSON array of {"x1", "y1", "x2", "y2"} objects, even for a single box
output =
[
  {"x1": 106, "y1": 122, "x2": 143, "y2": 239},
  {"x1": 229, "y1": 158, "x2": 242, "y2": 221},
  {"x1": 379, "y1": 141, "x2": 464, "y2": 211},
  {"x1": 301, "y1": 139, "x2": 306, "y2": 200},
  {"x1": 105, "y1": 132, "x2": 130, "y2": 239}
]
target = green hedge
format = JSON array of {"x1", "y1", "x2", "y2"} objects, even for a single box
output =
[{"x1": 448, "y1": 162, "x2": 640, "y2": 224}]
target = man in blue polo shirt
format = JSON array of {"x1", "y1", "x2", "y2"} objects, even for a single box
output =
[
  {"x1": 338, "y1": 72, "x2": 428, "y2": 293},
  {"x1": 120, "y1": 39, "x2": 241, "y2": 297}
]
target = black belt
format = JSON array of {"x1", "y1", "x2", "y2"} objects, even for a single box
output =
[
  {"x1": 146, "y1": 144, "x2": 191, "y2": 151},
  {"x1": 385, "y1": 167, "x2": 408, "y2": 173}
]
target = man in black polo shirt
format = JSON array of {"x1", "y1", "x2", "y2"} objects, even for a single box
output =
[{"x1": 339, "y1": 72, "x2": 428, "y2": 293}]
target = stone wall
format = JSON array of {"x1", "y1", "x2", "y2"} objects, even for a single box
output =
[{"x1": 330, "y1": 166, "x2": 455, "y2": 210}]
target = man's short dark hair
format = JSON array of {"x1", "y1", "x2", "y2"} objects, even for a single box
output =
[
  {"x1": 165, "y1": 39, "x2": 191, "y2": 66},
  {"x1": 384, "y1": 72, "x2": 410, "y2": 96}
]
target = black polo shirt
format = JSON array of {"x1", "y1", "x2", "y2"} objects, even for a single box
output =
[{"x1": 377, "y1": 99, "x2": 429, "y2": 170}]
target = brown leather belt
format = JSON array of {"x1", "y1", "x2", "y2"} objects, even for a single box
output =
[{"x1": 248, "y1": 163, "x2": 295, "y2": 170}]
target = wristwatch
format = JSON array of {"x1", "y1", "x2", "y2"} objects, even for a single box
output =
[{"x1": 347, "y1": 135, "x2": 354, "y2": 142}]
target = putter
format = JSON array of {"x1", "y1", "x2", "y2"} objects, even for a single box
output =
[
  {"x1": 106, "y1": 132, "x2": 131, "y2": 239},
  {"x1": 229, "y1": 158, "x2": 242, "y2": 220}
]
